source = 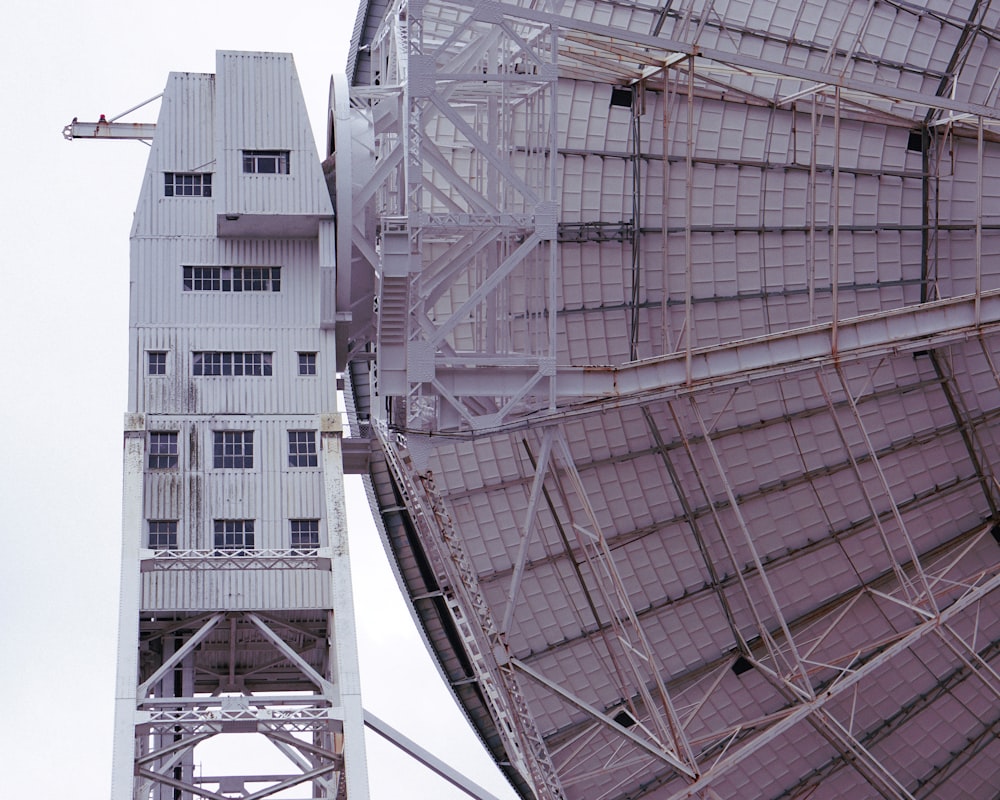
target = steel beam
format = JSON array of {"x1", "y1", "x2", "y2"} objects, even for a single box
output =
[
  {"x1": 681, "y1": 397, "x2": 814, "y2": 696},
  {"x1": 376, "y1": 420, "x2": 568, "y2": 800},
  {"x1": 425, "y1": 290, "x2": 1000, "y2": 435},
  {"x1": 63, "y1": 117, "x2": 156, "y2": 140},
  {"x1": 501, "y1": 428, "x2": 554, "y2": 635},
  {"x1": 321, "y1": 413, "x2": 371, "y2": 799},
  {"x1": 137, "y1": 613, "x2": 225, "y2": 697},
  {"x1": 364, "y1": 710, "x2": 507, "y2": 800},
  {"x1": 110, "y1": 416, "x2": 145, "y2": 800},
  {"x1": 660, "y1": 567, "x2": 1000, "y2": 799},
  {"x1": 441, "y1": 0, "x2": 1000, "y2": 122},
  {"x1": 816, "y1": 369, "x2": 937, "y2": 610},
  {"x1": 541, "y1": 429, "x2": 700, "y2": 775},
  {"x1": 511, "y1": 657, "x2": 695, "y2": 778}
]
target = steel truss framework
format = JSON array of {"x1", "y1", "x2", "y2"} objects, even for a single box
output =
[
  {"x1": 112, "y1": 419, "x2": 371, "y2": 800},
  {"x1": 133, "y1": 611, "x2": 348, "y2": 800},
  {"x1": 343, "y1": 0, "x2": 561, "y2": 433},
  {"x1": 343, "y1": 0, "x2": 1000, "y2": 798}
]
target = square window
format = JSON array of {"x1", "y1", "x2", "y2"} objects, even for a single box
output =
[
  {"x1": 193, "y1": 351, "x2": 221, "y2": 375},
  {"x1": 298, "y1": 352, "x2": 317, "y2": 375},
  {"x1": 148, "y1": 520, "x2": 178, "y2": 550},
  {"x1": 148, "y1": 351, "x2": 167, "y2": 375},
  {"x1": 235, "y1": 267, "x2": 276, "y2": 292},
  {"x1": 213, "y1": 519, "x2": 254, "y2": 556},
  {"x1": 288, "y1": 430, "x2": 318, "y2": 467},
  {"x1": 184, "y1": 266, "x2": 220, "y2": 291},
  {"x1": 148, "y1": 432, "x2": 179, "y2": 469},
  {"x1": 290, "y1": 519, "x2": 320, "y2": 552},
  {"x1": 213, "y1": 431, "x2": 254, "y2": 469}
]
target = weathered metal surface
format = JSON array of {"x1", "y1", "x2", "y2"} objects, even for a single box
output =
[
  {"x1": 343, "y1": 1, "x2": 1000, "y2": 798},
  {"x1": 111, "y1": 51, "x2": 370, "y2": 799},
  {"x1": 63, "y1": 117, "x2": 156, "y2": 140}
]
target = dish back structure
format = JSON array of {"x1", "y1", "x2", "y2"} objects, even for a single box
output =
[{"x1": 334, "y1": 1, "x2": 1000, "y2": 799}]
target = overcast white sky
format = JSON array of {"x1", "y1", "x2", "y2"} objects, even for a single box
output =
[{"x1": 0, "y1": 2, "x2": 518, "y2": 797}]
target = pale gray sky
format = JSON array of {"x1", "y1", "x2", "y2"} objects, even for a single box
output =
[{"x1": 0, "y1": 2, "x2": 517, "y2": 797}]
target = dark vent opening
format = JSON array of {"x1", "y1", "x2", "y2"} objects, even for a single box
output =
[
  {"x1": 732, "y1": 656, "x2": 754, "y2": 676},
  {"x1": 612, "y1": 709, "x2": 637, "y2": 728},
  {"x1": 610, "y1": 87, "x2": 633, "y2": 108}
]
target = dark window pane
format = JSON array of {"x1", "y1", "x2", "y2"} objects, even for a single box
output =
[
  {"x1": 148, "y1": 352, "x2": 167, "y2": 375},
  {"x1": 298, "y1": 352, "x2": 317, "y2": 375},
  {"x1": 148, "y1": 520, "x2": 178, "y2": 550},
  {"x1": 148, "y1": 432, "x2": 179, "y2": 469},
  {"x1": 290, "y1": 519, "x2": 320, "y2": 551},
  {"x1": 213, "y1": 431, "x2": 254, "y2": 469},
  {"x1": 242, "y1": 150, "x2": 290, "y2": 175}
]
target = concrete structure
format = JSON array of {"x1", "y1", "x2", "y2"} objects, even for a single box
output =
[{"x1": 109, "y1": 51, "x2": 370, "y2": 800}]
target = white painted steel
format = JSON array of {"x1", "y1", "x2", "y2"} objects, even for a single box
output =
[
  {"x1": 364, "y1": 710, "x2": 506, "y2": 800},
  {"x1": 341, "y1": 1, "x2": 1000, "y2": 798},
  {"x1": 323, "y1": 413, "x2": 372, "y2": 798},
  {"x1": 110, "y1": 416, "x2": 146, "y2": 800},
  {"x1": 112, "y1": 51, "x2": 370, "y2": 799},
  {"x1": 216, "y1": 51, "x2": 335, "y2": 235},
  {"x1": 64, "y1": 119, "x2": 157, "y2": 139}
]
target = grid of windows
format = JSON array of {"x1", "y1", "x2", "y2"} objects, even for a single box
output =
[
  {"x1": 290, "y1": 519, "x2": 320, "y2": 552},
  {"x1": 213, "y1": 431, "x2": 254, "y2": 469},
  {"x1": 213, "y1": 520, "x2": 255, "y2": 555},
  {"x1": 148, "y1": 520, "x2": 178, "y2": 550},
  {"x1": 193, "y1": 351, "x2": 273, "y2": 376},
  {"x1": 164, "y1": 172, "x2": 212, "y2": 197},
  {"x1": 148, "y1": 351, "x2": 167, "y2": 375},
  {"x1": 297, "y1": 352, "x2": 317, "y2": 375},
  {"x1": 148, "y1": 432, "x2": 179, "y2": 469},
  {"x1": 183, "y1": 266, "x2": 281, "y2": 292},
  {"x1": 242, "y1": 150, "x2": 290, "y2": 174},
  {"x1": 288, "y1": 430, "x2": 318, "y2": 467}
]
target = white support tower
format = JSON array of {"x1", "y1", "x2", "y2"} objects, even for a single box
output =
[{"x1": 108, "y1": 51, "x2": 370, "y2": 800}]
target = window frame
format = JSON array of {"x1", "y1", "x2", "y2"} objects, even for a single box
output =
[
  {"x1": 148, "y1": 432, "x2": 179, "y2": 470},
  {"x1": 213, "y1": 430, "x2": 255, "y2": 469},
  {"x1": 148, "y1": 520, "x2": 178, "y2": 550},
  {"x1": 213, "y1": 519, "x2": 255, "y2": 556},
  {"x1": 288, "y1": 430, "x2": 319, "y2": 468},
  {"x1": 290, "y1": 519, "x2": 320, "y2": 553},
  {"x1": 183, "y1": 266, "x2": 281, "y2": 293},
  {"x1": 164, "y1": 172, "x2": 212, "y2": 197},
  {"x1": 147, "y1": 351, "x2": 168, "y2": 376},
  {"x1": 192, "y1": 351, "x2": 273, "y2": 377},
  {"x1": 297, "y1": 352, "x2": 317, "y2": 376},
  {"x1": 242, "y1": 150, "x2": 290, "y2": 175}
]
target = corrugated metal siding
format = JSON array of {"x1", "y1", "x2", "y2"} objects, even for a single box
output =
[
  {"x1": 135, "y1": 327, "x2": 334, "y2": 415},
  {"x1": 141, "y1": 570, "x2": 333, "y2": 611},
  {"x1": 129, "y1": 231, "x2": 336, "y2": 412},
  {"x1": 132, "y1": 238, "x2": 321, "y2": 324},
  {"x1": 142, "y1": 416, "x2": 327, "y2": 550},
  {"x1": 131, "y1": 72, "x2": 216, "y2": 240},
  {"x1": 128, "y1": 53, "x2": 343, "y2": 617},
  {"x1": 215, "y1": 51, "x2": 333, "y2": 219}
]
